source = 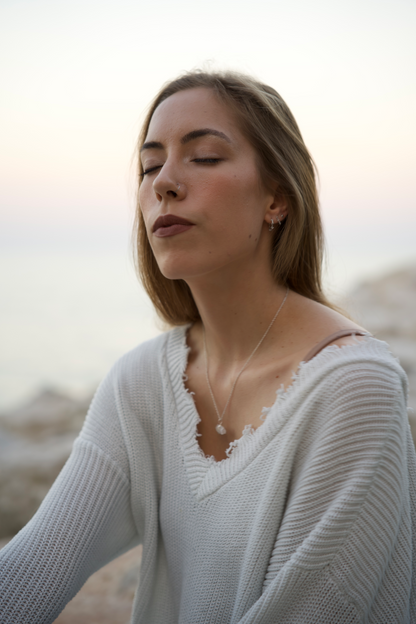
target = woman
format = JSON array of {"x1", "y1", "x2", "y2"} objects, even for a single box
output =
[{"x1": 1, "y1": 70, "x2": 415, "y2": 623}]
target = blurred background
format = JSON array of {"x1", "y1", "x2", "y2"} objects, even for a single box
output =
[
  {"x1": 1, "y1": 0, "x2": 415, "y2": 410},
  {"x1": 1, "y1": 0, "x2": 415, "y2": 620}
]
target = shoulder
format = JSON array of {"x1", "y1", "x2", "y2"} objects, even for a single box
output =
[
  {"x1": 93, "y1": 326, "x2": 189, "y2": 415},
  {"x1": 110, "y1": 326, "x2": 186, "y2": 380},
  {"x1": 116, "y1": 329, "x2": 170, "y2": 367},
  {"x1": 280, "y1": 291, "x2": 368, "y2": 363},
  {"x1": 287, "y1": 339, "x2": 411, "y2": 492},
  {"x1": 306, "y1": 335, "x2": 406, "y2": 384},
  {"x1": 295, "y1": 337, "x2": 409, "y2": 427},
  {"x1": 79, "y1": 327, "x2": 187, "y2": 455}
]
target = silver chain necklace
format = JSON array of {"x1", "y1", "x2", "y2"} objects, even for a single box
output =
[{"x1": 203, "y1": 287, "x2": 289, "y2": 435}]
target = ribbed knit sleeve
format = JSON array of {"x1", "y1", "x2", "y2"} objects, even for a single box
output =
[
  {"x1": 0, "y1": 364, "x2": 140, "y2": 624},
  {"x1": 233, "y1": 359, "x2": 414, "y2": 623}
]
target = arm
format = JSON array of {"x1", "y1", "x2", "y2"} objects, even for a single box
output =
[
  {"x1": 233, "y1": 359, "x2": 414, "y2": 623},
  {"x1": 0, "y1": 364, "x2": 140, "y2": 624}
]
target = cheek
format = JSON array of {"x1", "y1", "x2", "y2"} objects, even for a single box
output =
[
  {"x1": 208, "y1": 170, "x2": 264, "y2": 228},
  {"x1": 138, "y1": 183, "x2": 148, "y2": 210},
  {"x1": 138, "y1": 184, "x2": 153, "y2": 228},
  {"x1": 202, "y1": 171, "x2": 258, "y2": 217}
]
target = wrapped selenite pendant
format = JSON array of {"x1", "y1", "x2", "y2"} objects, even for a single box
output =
[{"x1": 216, "y1": 424, "x2": 227, "y2": 435}]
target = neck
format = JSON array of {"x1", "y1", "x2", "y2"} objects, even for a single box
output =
[{"x1": 186, "y1": 256, "x2": 288, "y2": 366}]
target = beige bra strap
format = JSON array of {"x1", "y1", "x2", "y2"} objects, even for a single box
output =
[{"x1": 303, "y1": 329, "x2": 371, "y2": 363}]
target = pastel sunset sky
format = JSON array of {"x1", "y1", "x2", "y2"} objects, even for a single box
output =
[{"x1": 1, "y1": 0, "x2": 415, "y2": 282}]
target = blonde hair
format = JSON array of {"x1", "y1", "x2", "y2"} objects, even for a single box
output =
[{"x1": 133, "y1": 70, "x2": 331, "y2": 325}]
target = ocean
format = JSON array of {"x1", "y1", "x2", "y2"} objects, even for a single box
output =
[
  {"x1": 0, "y1": 250, "x2": 161, "y2": 411},
  {"x1": 1, "y1": 243, "x2": 415, "y2": 411}
]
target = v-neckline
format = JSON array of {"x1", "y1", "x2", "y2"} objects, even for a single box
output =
[
  {"x1": 166, "y1": 325, "x2": 383, "y2": 502},
  {"x1": 165, "y1": 326, "x2": 290, "y2": 500}
]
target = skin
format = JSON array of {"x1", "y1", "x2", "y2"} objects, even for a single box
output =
[{"x1": 139, "y1": 87, "x2": 365, "y2": 461}]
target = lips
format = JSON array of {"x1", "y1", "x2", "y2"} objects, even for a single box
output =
[{"x1": 152, "y1": 214, "x2": 194, "y2": 238}]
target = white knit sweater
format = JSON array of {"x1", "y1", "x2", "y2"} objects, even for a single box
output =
[{"x1": 1, "y1": 328, "x2": 415, "y2": 623}]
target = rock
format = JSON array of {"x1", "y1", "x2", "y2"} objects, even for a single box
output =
[
  {"x1": 0, "y1": 388, "x2": 92, "y2": 440},
  {"x1": 344, "y1": 264, "x2": 416, "y2": 415},
  {"x1": 344, "y1": 265, "x2": 416, "y2": 340},
  {"x1": 0, "y1": 389, "x2": 93, "y2": 537},
  {"x1": 0, "y1": 432, "x2": 76, "y2": 536},
  {"x1": 0, "y1": 537, "x2": 142, "y2": 624},
  {"x1": 53, "y1": 545, "x2": 142, "y2": 624}
]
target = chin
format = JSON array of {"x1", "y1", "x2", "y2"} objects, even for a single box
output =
[
  {"x1": 156, "y1": 257, "x2": 195, "y2": 281},
  {"x1": 156, "y1": 254, "x2": 216, "y2": 282},
  {"x1": 158, "y1": 265, "x2": 198, "y2": 282},
  {"x1": 154, "y1": 242, "x2": 243, "y2": 282}
]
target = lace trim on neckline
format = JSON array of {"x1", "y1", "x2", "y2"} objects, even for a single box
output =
[{"x1": 178, "y1": 328, "x2": 385, "y2": 465}]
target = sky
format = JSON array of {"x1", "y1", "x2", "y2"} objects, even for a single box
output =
[
  {"x1": 0, "y1": 0, "x2": 415, "y2": 407},
  {"x1": 1, "y1": 0, "x2": 415, "y2": 277}
]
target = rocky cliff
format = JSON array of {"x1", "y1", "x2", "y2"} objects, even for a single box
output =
[
  {"x1": 344, "y1": 264, "x2": 416, "y2": 432},
  {"x1": 0, "y1": 389, "x2": 93, "y2": 537}
]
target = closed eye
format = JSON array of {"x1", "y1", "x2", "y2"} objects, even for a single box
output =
[
  {"x1": 140, "y1": 165, "x2": 163, "y2": 177},
  {"x1": 192, "y1": 158, "x2": 223, "y2": 164},
  {"x1": 141, "y1": 158, "x2": 223, "y2": 178}
]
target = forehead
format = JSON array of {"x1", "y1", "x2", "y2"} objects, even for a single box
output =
[{"x1": 146, "y1": 87, "x2": 242, "y2": 141}]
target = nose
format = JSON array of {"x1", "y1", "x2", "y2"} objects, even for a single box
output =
[{"x1": 153, "y1": 164, "x2": 186, "y2": 202}]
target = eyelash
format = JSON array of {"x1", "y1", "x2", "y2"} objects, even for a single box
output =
[
  {"x1": 140, "y1": 158, "x2": 222, "y2": 177},
  {"x1": 193, "y1": 158, "x2": 222, "y2": 164},
  {"x1": 140, "y1": 165, "x2": 162, "y2": 177}
]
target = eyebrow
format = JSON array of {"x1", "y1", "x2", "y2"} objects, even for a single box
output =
[
  {"x1": 140, "y1": 140, "x2": 164, "y2": 152},
  {"x1": 181, "y1": 128, "x2": 232, "y2": 145},
  {"x1": 140, "y1": 128, "x2": 232, "y2": 153}
]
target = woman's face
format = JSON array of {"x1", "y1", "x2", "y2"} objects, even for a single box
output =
[{"x1": 139, "y1": 87, "x2": 280, "y2": 283}]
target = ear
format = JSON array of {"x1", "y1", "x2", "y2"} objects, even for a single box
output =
[{"x1": 265, "y1": 188, "x2": 288, "y2": 229}]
